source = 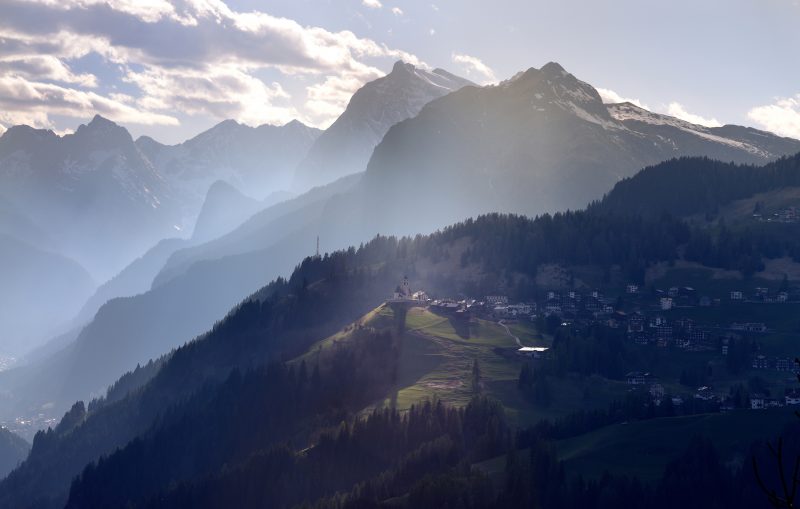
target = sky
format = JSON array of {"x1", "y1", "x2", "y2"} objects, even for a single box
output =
[{"x1": 0, "y1": 0, "x2": 798, "y2": 144}]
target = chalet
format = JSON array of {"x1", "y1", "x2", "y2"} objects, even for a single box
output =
[
  {"x1": 486, "y1": 296, "x2": 508, "y2": 306},
  {"x1": 730, "y1": 291, "x2": 744, "y2": 301},
  {"x1": 628, "y1": 315, "x2": 645, "y2": 334},
  {"x1": 753, "y1": 355, "x2": 768, "y2": 369},
  {"x1": 626, "y1": 371, "x2": 648, "y2": 385},
  {"x1": 775, "y1": 358, "x2": 795, "y2": 372},
  {"x1": 517, "y1": 346, "x2": 550, "y2": 359},
  {"x1": 785, "y1": 389, "x2": 800, "y2": 406},
  {"x1": 695, "y1": 386, "x2": 716, "y2": 401},
  {"x1": 731, "y1": 322, "x2": 767, "y2": 333},
  {"x1": 649, "y1": 383, "x2": 665, "y2": 400}
]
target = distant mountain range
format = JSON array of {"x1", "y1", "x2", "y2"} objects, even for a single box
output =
[
  {"x1": 137, "y1": 119, "x2": 319, "y2": 215},
  {"x1": 292, "y1": 61, "x2": 475, "y2": 191}
]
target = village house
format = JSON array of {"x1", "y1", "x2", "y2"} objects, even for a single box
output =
[
  {"x1": 730, "y1": 291, "x2": 743, "y2": 301},
  {"x1": 731, "y1": 322, "x2": 767, "y2": 333},
  {"x1": 626, "y1": 284, "x2": 639, "y2": 294},
  {"x1": 695, "y1": 386, "x2": 716, "y2": 402},
  {"x1": 626, "y1": 371, "x2": 649, "y2": 385},
  {"x1": 649, "y1": 383, "x2": 665, "y2": 402},
  {"x1": 751, "y1": 395, "x2": 766, "y2": 410},
  {"x1": 486, "y1": 295, "x2": 509, "y2": 306},
  {"x1": 753, "y1": 355, "x2": 769, "y2": 369},
  {"x1": 775, "y1": 358, "x2": 795, "y2": 372},
  {"x1": 785, "y1": 389, "x2": 800, "y2": 406}
]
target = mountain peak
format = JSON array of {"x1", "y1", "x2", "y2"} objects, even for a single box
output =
[
  {"x1": 391, "y1": 60, "x2": 415, "y2": 75},
  {"x1": 74, "y1": 114, "x2": 132, "y2": 145},
  {"x1": 540, "y1": 61, "x2": 567, "y2": 76}
]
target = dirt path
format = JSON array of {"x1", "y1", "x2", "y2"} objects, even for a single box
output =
[{"x1": 498, "y1": 320, "x2": 522, "y2": 347}]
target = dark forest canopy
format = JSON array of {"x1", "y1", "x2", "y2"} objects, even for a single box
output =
[{"x1": 596, "y1": 152, "x2": 800, "y2": 218}]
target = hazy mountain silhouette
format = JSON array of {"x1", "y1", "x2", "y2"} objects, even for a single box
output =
[{"x1": 292, "y1": 61, "x2": 474, "y2": 191}]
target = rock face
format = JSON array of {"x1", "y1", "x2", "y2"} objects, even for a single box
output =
[
  {"x1": 137, "y1": 119, "x2": 320, "y2": 220},
  {"x1": 291, "y1": 61, "x2": 475, "y2": 192},
  {"x1": 352, "y1": 62, "x2": 800, "y2": 236},
  {"x1": 0, "y1": 115, "x2": 178, "y2": 281}
]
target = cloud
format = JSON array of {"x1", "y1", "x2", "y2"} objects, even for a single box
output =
[
  {"x1": 451, "y1": 53, "x2": 496, "y2": 84},
  {"x1": 362, "y1": 0, "x2": 382, "y2": 8},
  {"x1": 0, "y1": 73, "x2": 178, "y2": 128},
  {"x1": 0, "y1": 0, "x2": 424, "y2": 130},
  {"x1": 747, "y1": 95, "x2": 800, "y2": 139},
  {"x1": 596, "y1": 88, "x2": 648, "y2": 109},
  {"x1": 666, "y1": 102, "x2": 722, "y2": 127},
  {"x1": 0, "y1": 124, "x2": 6, "y2": 136},
  {"x1": 391, "y1": 7, "x2": 403, "y2": 15}
]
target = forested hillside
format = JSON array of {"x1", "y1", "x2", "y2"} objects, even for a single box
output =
[{"x1": 4, "y1": 205, "x2": 800, "y2": 507}]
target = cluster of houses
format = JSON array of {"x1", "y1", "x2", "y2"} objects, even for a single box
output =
[
  {"x1": 754, "y1": 206, "x2": 799, "y2": 223},
  {"x1": 626, "y1": 371, "x2": 800, "y2": 412}
]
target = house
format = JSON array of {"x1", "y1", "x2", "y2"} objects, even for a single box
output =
[
  {"x1": 778, "y1": 292, "x2": 789, "y2": 303},
  {"x1": 730, "y1": 291, "x2": 744, "y2": 301},
  {"x1": 751, "y1": 395, "x2": 766, "y2": 409},
  {"x1": 628, "y1": 315, "x2": 645, "y2": 334},
  {"x1": 785, "y1": 389, "x2": 800, "y2": 406},
  {"x1": 626, "y1": 284, "x2": 639, "y2": 294},
  {"x1": 486, "y1": 295, "x2": 508, "y2": 306},
  {"x1": 753, "y1": 355, "x2": 768, "y2": 369},
  {"x1": 776, "y1": 358, "x2": 795, "y2": 372},
  {"x1": 721, "y1": 338, "x2": 729, "y2": 356},
  {"x1": 668, "y1": 287, "x2": 679, "y2": 297},
  {"x1": 517, "y1": 346, "x2": 550, "y2": 359},
  {"x1": 731, "y1": 322, "x2": 767, "y2": 333},
  {"x1": 695, "y1": 386, "x2": 716, "y2": 401},
  {"x1": 626, "y1": 371, "x2": 648, "y2": 385},
  {"x1": 649, "y1": 383, "x2": 665, "y2": 400},
  {"x1": 660, "y1": 297, "x2": 673, "y2": 311},
  {"x1": 699, "y1": 296, "x2": 712, "y2": 307}
]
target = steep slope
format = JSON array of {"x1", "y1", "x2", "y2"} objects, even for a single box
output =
[
  {"x1": 191, "y1": 181, "x2": 291, "y2": 243},
  {"x1": 138, "y1": 119, "x2": 320, "y2": 216},
  {"x1": 0, "y1": 116, "x2": 181, "y2": 281},
  {"x1": 0, "y1": 235, "x2": 95, "y2": 356},
  {"x1": 292, "y1": 61, "x2": 474, "y2": 191},
  {"x1": 0, "y1": 428, "x2": 29, "y2": 480}
]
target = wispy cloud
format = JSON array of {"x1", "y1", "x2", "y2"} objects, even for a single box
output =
[
  {"x1": 596, "y1": 87, "x2": 648, "y2": 109},
  {"x1": 666, "y1": 102, "x2": 722, "y2": 127},
  {"x1": 0, "y1": 0, "x2": 423, "y2": 129},
  {"x1": 748, "y1": 94, "x2": 800, "y2": 139},
  {"x1": 451, "y1": 53, "x2": 495, "y2": 83},
  {"x1": 362, "y1": 0, "x2": 383, "y2": 8},
  {"x1": 391, "y1": 7, "x2": 403, "y2": 16}
]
